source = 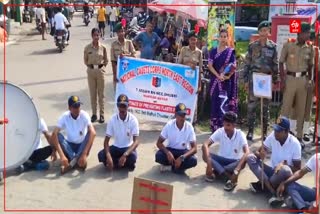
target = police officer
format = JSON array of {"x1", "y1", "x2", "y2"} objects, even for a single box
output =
[
  {"x1": 111, "y1": 22, "x2": 136, "y2": 92},
  {"x1": 279, "y1": 22, "x2": 314, "y2": 145},
  {"x1": 178, "y1": 30, "x2": 203, "y2": 125},
  {"x1": 243, "y1": 21, "x2": 278, "y2": 141},
  {"x1": 84, "y1": 28, "x2": 108, "y2": 124}
]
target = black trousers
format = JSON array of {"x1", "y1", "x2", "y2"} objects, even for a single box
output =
[{"x1": 29, "y1": 146, "x2": 53, "y2": 163}]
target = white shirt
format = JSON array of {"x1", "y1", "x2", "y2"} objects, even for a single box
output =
[
  {"x1": 57, "y1": 110, "x2": 91, "y2": 144},
  {"x1": 105, "y1": 6, "x2": 111, "y2": 15},
  {"x1": 160, "y1": 119, "x2": 196, "y2": 150},
  {"x1": 264, "y1": 131, "x2": 301, "y2": 168},
  {"x1": 37, "y1": 8, "x2": 46, "y2": 23},
  {"x1": 306, "y1": 153, "x2": 320, "y2": 187},
  {"x1": 35, "y1": 8, "x2": 42, "y2": 20},
  {"x1": 33, "y1": 118, "x2": 48, "y2": 151},
  {"x1": 109, "y1": 7, "x2": 117, "y2": 22},
  {"x1": 209, "y1": 128, "x2": 248, "y2": 160},
  {"x1": 54, "y1": 12, "x2": 68, "y2": 30},
  {"x1": 106, "y1": 112, "x2": 139, "y2": 148}
]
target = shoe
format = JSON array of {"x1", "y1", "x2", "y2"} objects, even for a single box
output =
[
  {"x1": 205, "y1": 175, "x2": 215, "y2": 183},
  {"x1": 91, "y1": 114, "x2": 97, "y2": 122},
  {"x1": 35, "y1": 160, "x2": 50, "y2": 171},
  {"x1": 284, "y1": 196, "x2": 294, "y2": 208},
  {"x1": 224, "y1": 180, "x2": 237, "y2": 192},
  {"x1": 160, "y1": 165, "x2": 171, "y2": 173},
  {"x1": 99, "y1": 115, "x2": 105, "y2": 124},
  {"x1": 69, "y1": 158, "x2": 78, "y2": 168},
  {"x1": 268, "y1": 195, "x2": 284, "y2": 207},
  {"x1": 249, "y1": 181, "x2": 264, "y2": 193},
  {"x1": 246, "y1": 131, "x2": 253, "y2": 141}
]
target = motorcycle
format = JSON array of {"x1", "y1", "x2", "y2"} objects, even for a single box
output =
[
  {"x1": 54, "y1": 30, "x2": 67, "y2": 53},
  {"x1": 23, "y1": 9, "x2": 32, "y2": 23},
  {"x1": 83, "y1": 13, "x2": 90, "y2": 26}
]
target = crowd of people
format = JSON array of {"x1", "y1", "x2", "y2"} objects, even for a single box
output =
[{"x1": 3, "y1": 3, "x2": 319, "y2": 213}]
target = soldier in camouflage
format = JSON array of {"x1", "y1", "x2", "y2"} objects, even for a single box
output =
[{"x1": 243, "y1": 21, "x2": 279, "y2": 141}]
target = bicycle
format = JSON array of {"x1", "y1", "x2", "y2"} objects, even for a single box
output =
[{"x1": 198, "y1": 59, "x2": 211, "y2": 120}]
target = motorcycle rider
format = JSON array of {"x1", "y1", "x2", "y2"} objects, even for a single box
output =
[
  {"x1": 53, "y1": 7, "x2": 70, "y2": 45},
  {"x1": 83, "y1": 1, "x2": 90, "y2": 24}
]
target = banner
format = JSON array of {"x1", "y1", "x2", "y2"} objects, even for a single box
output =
[
  {"x1": 207, "y1": 1, "x2": 236, "y2": 50},
  {"x1": 116, "y1": 57, "x2": 199, "y2": 123}
]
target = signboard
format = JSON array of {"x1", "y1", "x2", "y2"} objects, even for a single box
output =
[
  {"x1": 131, "y1": 177, "x2": 173, "y2": 214},
  {"x1": 269, "y1": 0, "x2": 317, "y2": 23},
  {"x1": 116, "y1": 57, "x2": 199, "y2": 123},
  {"x1": 207, "y1": 1, "x2": 236, "y2": 50},
  {"x1": 276, "y1": 25, "x2": 297, "y2": 59},
  {"x1": 252, "y1": 73, "x2": 272, "y2": 99}
]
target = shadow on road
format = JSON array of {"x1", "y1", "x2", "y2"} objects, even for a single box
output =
[
  {"x1": 29, "y1": 48, "x2": 62, "y2": 55},
  {"x1": 20, "y1": 77, "x2": 87, "y2": 87}
]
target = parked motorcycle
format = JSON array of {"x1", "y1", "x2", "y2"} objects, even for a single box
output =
[{"x1": 23, "y1": 9, "x2": 32, "y2": 23}]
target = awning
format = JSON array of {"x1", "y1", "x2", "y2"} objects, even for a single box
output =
[{"x1": 0, "y1": 0, "x2": 10, "y2": 4}]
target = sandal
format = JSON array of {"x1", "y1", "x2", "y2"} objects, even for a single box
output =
[
  {"x1": 60, "y1": 165, "x2": 72, "y2": 175},
  {"x1": 224, "y1": 180, "x2": 237, "y2": 192}
]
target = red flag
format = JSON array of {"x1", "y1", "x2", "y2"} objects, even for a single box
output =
[
  {"x1": 315, "y1": 21, "x2": 319, "y2": 34},
  {"x1": 194, "y1": 24, "x2": 200, "y2": 34}
]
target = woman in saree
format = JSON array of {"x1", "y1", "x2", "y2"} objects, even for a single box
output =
[{"x1": 208, "y1": 29, "x2": 237, "y2": 133}]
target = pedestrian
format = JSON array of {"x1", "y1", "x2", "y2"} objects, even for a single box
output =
[
  {"x1": 97, "y1": 5, "x2": 106, "y2": 39},
  {"x1": 277, "y1": 153, "x2": 319, "y2": 213},
  {"x1": 109, "y1": 6, "x2": 117, "y2": 37},
  {"x1": 84, "y1": 28, "x2": 108, "y2": 123},
  {"x1": 155, "y1": 103, "x2": 198, "y2": 174},
  {"x1": 243, "y1": 21, "x2": 278, "y2": 141},
  {"x1": 97, "y1": 94, "x2": 140, "y2": 171},
  {"x1": 279, "y1": 22, "x2": 314, "y2": 146},
  {"x1": 37, "y1": 4, "x2": 47, "y2": 40},
  {"x1": 202, "y1": 112, "x2": 249, "y2": 191},
  {"x1": 111, "y1": 22, "x2": 136, "y2": 91},
  {"x1": 51, "y1": 96, "x2": 96, "y2": 174},
  {"x1": 246, "y1": 116, "x2": 302, "y2": 207},
  {"x1": 178, "y1": 30, "x2": 202, "y2": 125},
  {"x1": 133, "y1": 21, "x2": 161, "y2": 60},
  {"x1": 207, "y1": 29, "x2": 237, "y2": 133}
]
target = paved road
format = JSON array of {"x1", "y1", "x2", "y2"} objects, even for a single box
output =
[{"x1": 0, "y1": 13, "x2": 315, "y2": 214}]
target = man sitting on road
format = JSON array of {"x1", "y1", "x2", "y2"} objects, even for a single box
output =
[
  {"x1": 277, "y1": 153, "x2": 319, "y2": 213},
  {"x1": 202, "y1": 112, "x2": 249, "y2": 191},
  {"x1": 98, "y1": 94, "x2": 140, "y2": 171},
  {"x1": 155, "y1": 103, "x2": 197, "y2": 174},
  {"x1": 133, "y1": 21, "x2": 161, "y2": 60},
  {"x1": 51, "y1": 96, "x2": 96, "y2": 174},
  {"x1": 246, "y1": 116, "x2": 302, "y2": 207}
]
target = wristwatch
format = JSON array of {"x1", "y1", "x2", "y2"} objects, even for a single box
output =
[
  {"x1": 234, "y1": 169, "x2": 239, "y2": 175},
  {"x1": 124, "y1": 151, "x2": 129, "y2": 157},
  {"x1": 180, "y1": 155, "x2": 185, "y2": 162}
]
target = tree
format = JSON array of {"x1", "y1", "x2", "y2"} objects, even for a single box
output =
[{"x1": 240, "y1": 0, "x2": 270, "y2": 22}]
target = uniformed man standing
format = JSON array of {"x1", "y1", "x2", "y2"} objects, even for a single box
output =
[
  {"x1": 279, "y1": 22, "x2": 314, "y2": 145},
  {"x1": 84, "y1": 28, "x2": 108, "y2": 123},
  {"x1": 111, "y1": 22, "x2": 136, "y2": 92},
  {"x1": 244, "y1": 21, "x2": 278, "y2": 141}
]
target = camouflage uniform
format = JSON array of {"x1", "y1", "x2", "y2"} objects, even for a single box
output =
[{"x1": 243, "y1": 21, "x2": 278, "y2": 140}]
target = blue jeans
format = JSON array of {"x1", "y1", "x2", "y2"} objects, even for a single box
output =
[
  {"x1": 247, "y1": 154, "x2": 293, "y2": 189},
  {"x1": 110, "y1": 21, "x2": 115, "y2": 33},
  {"x1": 98, "y1": 145, "x2": 137, "y2": 170},
  {"x1": 155, "y1": 147, "x2": 197, "y2": 171},
  {"x1": 209, "y1": 154, "x2": 240, "y2": 175},
  {"x1": 287, "y1": 182, "x2": 316, "y2": 209},
  {"x1": 58, "y1": 133, "x2": 89, "y2": 161}
]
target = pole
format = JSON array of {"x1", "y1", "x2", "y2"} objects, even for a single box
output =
[{"x1": 261, "y1": 97, "x2": 264, "y2": 190}]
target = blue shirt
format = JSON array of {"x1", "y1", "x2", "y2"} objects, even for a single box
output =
[{"x1": 134, "y1": 32, "x2": 161, "y2": 59}]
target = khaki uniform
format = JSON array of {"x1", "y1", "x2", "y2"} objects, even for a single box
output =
[
  {"x1": 178, "y1": 46, "x2": 202, "y2": 123},
  {"x1": 111, "y1": 39, "x2": 136, "y2": 91},
  {"x1": 243, "y1": 39, "x2": 278, "y2": 133},
  {"x1": 84, "y1": 42, "x2": 108, "y2": 116},
  {"x1": 280, "y1": 39, "x2": 314, "y2": 139}
]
